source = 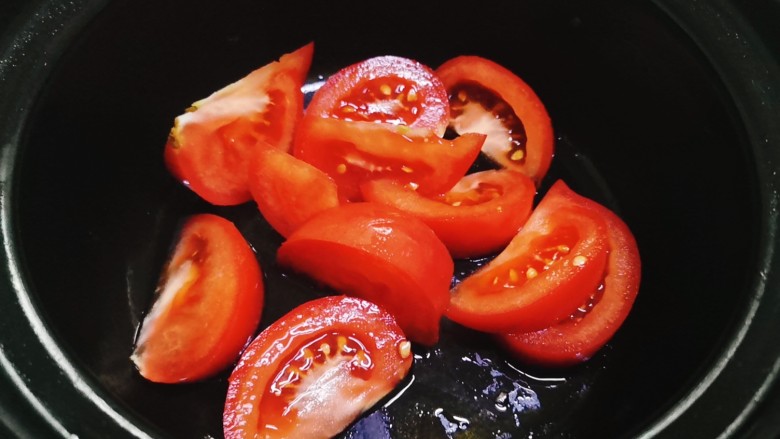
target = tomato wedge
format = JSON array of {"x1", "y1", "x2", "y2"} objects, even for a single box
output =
[
  {"x1": 131, "y1": 214, "x2": 264, "y2": 383},
  {"x1": 360, "y1": 169, "x2": 536, "y2": 258},
  {"x1": 248, "y1": 148, "x2": 339, "y2": 238},
  {"x1": 498, "y1": 186, "x2": 641, "y2": 366},
  {"x1": 293, "y1": 116, "x2": 485, "y2": 201},
  {"x1": 223, "y1": 295, "x2": 412, "y2": 439},
  {"x1": 164, "y1": 43, "x2": 313, "y2": 205},
  {"x1": 277, "y1": 202, "x2": 453, "y2": 345},
  {"x1": 446, "y1": 181, "x2": 609, "y2": 333},
  {"x1": 306, "y1": 55, "x2": 450, "y2": 135},
  {"x1": 436, "y1": 55, "x2": 554, "y2": 184}
]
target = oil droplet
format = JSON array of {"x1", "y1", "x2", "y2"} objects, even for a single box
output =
[
  {"x1": 505, "y1": 382, "x2": 541, "y2": 413},
  {"x1": 434, "y1": 408, "x2": 470, "y2": 435},
  {"x1": 495, "y1": 391, "x2": 509, "y2": 412}
]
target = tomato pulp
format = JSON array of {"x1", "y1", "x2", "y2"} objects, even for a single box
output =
[
  {"x1": 361, "y1": 169, "x2": 536, "y2": 258},
  {"x1": 498, "y1": 182, "x2": 642, "y2": 366},
  {"x1": 447, "y1": 181, "x2": 610, "y2": 333},
  {"x1": 131, "y1": 214, "x2": 264, "y2": 383},
  {"x1": 223, "y1": 296, "x2": 412, "y2": 439},
  {"x1": 436, "y1": 55, "x2": 554, "y2": 184},
  {"x1": 248, "y1": 148, "x2": 339, "y2": 238},
  {"x1": 164, "y1": 43, "x2": 314, "y2": 205},
  {"x1": 277, "y1": 202, "x2": 453, "y2": 345},
  {"x1": 293, "y1": 117, "x2": 484, "y2": 201},
  {"x1": 305, "y1": 55, "x2": 450, "y2": 135}
]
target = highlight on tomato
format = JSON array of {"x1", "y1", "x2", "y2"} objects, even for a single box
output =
[
  {"x1": 277, "y1": 202, "x2": 453, "y2": 346},
  {"x1": 305, "y1": 55, "x2": 450, "y2": 135},
  {"x1": 498, "y1": 183, "x2": 641, "y2": 366},
  {"x1": 223, "y1": 295, "x2": 413, "y2": 439},
  {"x1": 131, "y1": 214, "x2": 264, "y2": 383},
  {"x1": 248, "y1": 148, "x2": 339, "y2": 238},
  {"x1": 361, "y1": 169, "x2": 536, "y2": 258},
  {"x1": 293, "y1": 116, "x2": 485, "y2": 201},
  {"x1": 446, "y1": 181, "x2": 610, "y2": 334},
  {"x1": 436, "y1": 55, "x2": 554, "y2": 184},
  {"x1": 164, "y1": 42, "x2": 314, "y2": 205}
]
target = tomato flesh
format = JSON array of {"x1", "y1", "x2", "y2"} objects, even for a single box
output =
[
  {"x1": 498, "y1": 182, "x2": 642, "y2": 366},
  {"x1": 248, "y1": 148, "x2": 339, "y2": 238},
  {"x1": 436, "y1": 56, "x2": 554, "y2": 184},
  {"x1": 293, "y1": 116, "x2": 484, "y2": 201},
  {"x1": 224, "y1": 296, "x2": 412, "y2": 439},
  {"x1": 449, "y1": 81, "x2": 529, "y2": 165},
  {"x1": 131, "y1": 214, "x2": 264, "y2": 383},
  {"x1": 334, "y1": 76, "x2": 427, "y2": 126},
  {"x1": 164, "y1": 43, "x2": 314, "y2": 205},
  {"x1": 277, "y1": 202, "x2": 453, "y2": 345},
  {"x1": 447, "y1": 182, "x2": 609, "y2": 333},
  {"x1": 360, "y1": 169, "x2": 536, "y2": 258},
  {"x1": 306, "y1": 55, "x2": 450, "y2": 135}
]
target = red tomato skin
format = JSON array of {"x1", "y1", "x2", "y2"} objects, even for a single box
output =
[
  {"x1": 436, "y1": 56, "x2": 554, "y2": 185},
  {"x1": 131, "y1": 214, "x2": 263, "y2": 383},
  {"x1": 446, "y1": 181, "x2": 610, "y2": 333},
  {"x1": 306, "y1": 55, "x2": 450, "y2": 134},
  {"x1": 498, "y1": 187, "x2": 641, "y2": 366},
  {"x1": 164, "y1": 43, "x2": 314, "y2": 205},
  {"x1": 223, "y1": 295, "x2": 412, "y2": 439},
  {"x1": 277, "y1": 202, "x2": 453, "y2": 345},
  {"x1": 293, "y1": 116, "x2": 485, "y2": 201},
  {"x1": 361, "y1": 170, "x2": 536, "y2": 258},
  {"x1": 248, "y1": 148, "x2": 339, "y2": 238}
]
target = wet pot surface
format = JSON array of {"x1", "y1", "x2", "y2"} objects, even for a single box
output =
[{"x1": 2, "y1": 0, "x2": 780, "y2": 438}]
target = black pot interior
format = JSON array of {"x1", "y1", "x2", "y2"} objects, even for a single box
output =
[{"x1": 11, "y1": 0, "x2": 763, "y2": 437}]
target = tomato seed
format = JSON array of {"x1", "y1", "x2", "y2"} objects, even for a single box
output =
[
  {"x1": 336, "y1": 335, "x2": 348, "y2": 353},
  {"x1": 398, "y1": 340, "x2": 412, "y2": 359}
]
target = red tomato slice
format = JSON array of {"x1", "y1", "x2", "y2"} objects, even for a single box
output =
[
  {"x1": 248, "y1": 148, "x2": 339, "y2": 238},
  {"x1": 360, "y1": 169, "x2": 536, "y2": 258},
  {"x1": 223, "y1": 295, "x2": 413, "y2": 439},
  {"x1": 436, "y1": 55, "x2": 554, "y2": 184},
  {"x1": 306, "y1": 55, "x2": 450, "y2": 135},
  {"x1": 277, "y1": 202, "x2": 453, "y2": 345},
  {"x1": 446, "y1": 181, "x2": 609, "y2": 333},
  {"x1": 131, "y1": 214, "x2": 264, "y2": 383},
  {"x1": 293, "y1": 116, "x2": 485, "y2": 201},
  {"x1": 498, "y1": 186, "x2": 641, "y2": 366},
  {"x1": 164, "y1": 43, "x2": 314, "y2": 205}
]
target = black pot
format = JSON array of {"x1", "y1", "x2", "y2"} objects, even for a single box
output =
[{"x1": 2, "y1": 0, "x2": 779, "y2": 437}]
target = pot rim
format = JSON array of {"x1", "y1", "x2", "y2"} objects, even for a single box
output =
[
  {"x1": 1, "y1": 0, "x2": 779, "y2": 437},
  {"x1": 636, "y1": 1, "x2": 780, "y2": 437}
]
